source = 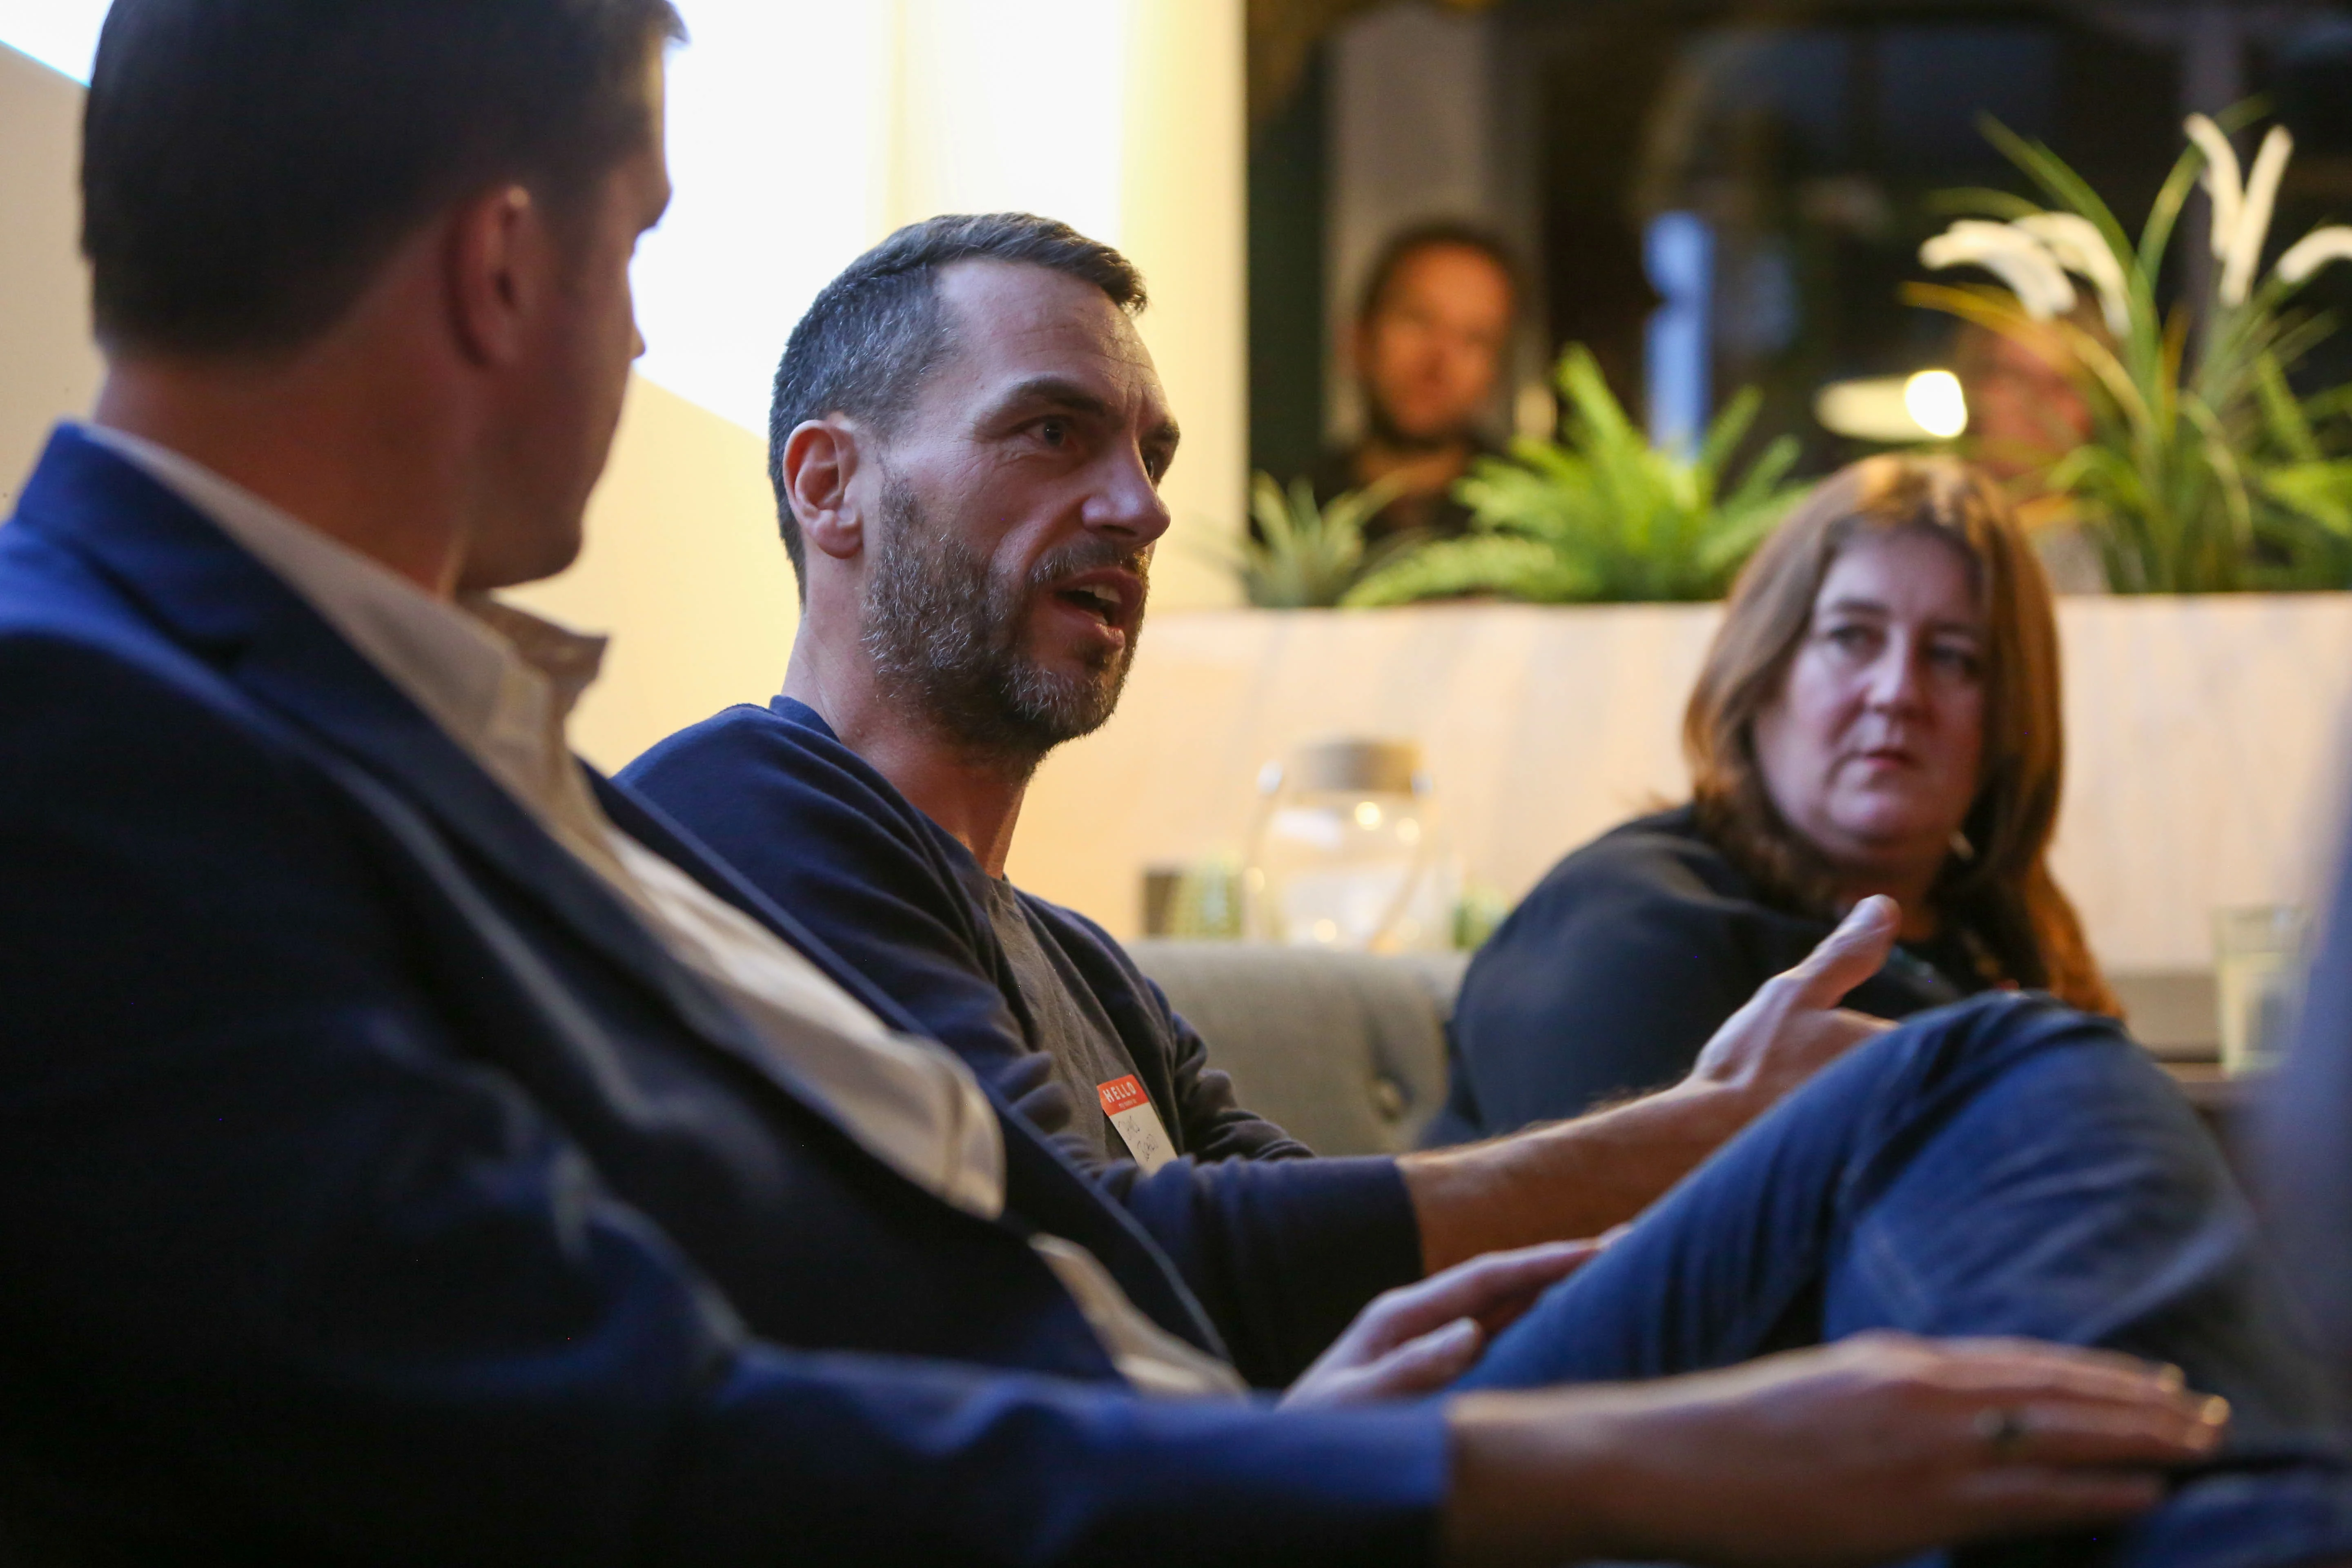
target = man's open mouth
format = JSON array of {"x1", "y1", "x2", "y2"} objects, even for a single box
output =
[{"x1": 1057, "y1": 583, "x2": 1124, "y2": 626}]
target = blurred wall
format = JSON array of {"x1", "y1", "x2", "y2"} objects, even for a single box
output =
[
  {"x1": 505, "y1": 381, "x2": 797, "y2": 771},
  {"x1": 0, "y1": 42, "x2": 101, "y2": 512},
  {"x1": 1118, "y1": 0, "x2": 1249, "y2": 611},
  {"x1": 885, "y1": 0, "x2": 1247, "y2": 610},
  {"x1": 0, "y1": 41, "x2": 790, "y2": 773},
  {"x1": 0, "y1": 3, "x2": 1250, "y2": 770}
]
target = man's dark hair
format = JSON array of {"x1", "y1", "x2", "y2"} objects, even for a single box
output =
[
  {"x1": 768, "y1": 213, "x2": 1147, "y2": 591},
  {"x1": 1354, "y1": 220, "x2": 1519, "y2": 326},
  {"x1": 82, "y1": 0, "x2": 685, "y2": 357}
]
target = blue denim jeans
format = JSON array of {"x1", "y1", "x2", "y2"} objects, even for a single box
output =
[{"x1": 1455, "y1": 991, "x2": 2352, "y2": 1567}]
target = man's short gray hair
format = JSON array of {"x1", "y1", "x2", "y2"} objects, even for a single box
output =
[{"x1": 767, "y1": 213, "x2": 1147, "y2": 595}]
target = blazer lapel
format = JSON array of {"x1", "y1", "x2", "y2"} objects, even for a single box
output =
[
  {"x1": 16, "y1": 432, "x2": 844, "y2": 1109},
  {"x1": 20, "y1": 430, "x2": 1231, "y2": 1361}
]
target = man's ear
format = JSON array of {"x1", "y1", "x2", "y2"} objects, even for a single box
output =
[
  {"x1": 446, "y1": 183, "x2": 543, "y2": 369},
  {"x1": 782, "y1": 418, "x2": 869, "y2": 563}
]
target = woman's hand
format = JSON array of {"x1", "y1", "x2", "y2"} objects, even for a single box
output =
[
  {"x1": 1281, "y1": 1239, "x2": 1608, "y2": 1409},
  {"x1": 1443, "y1": 1331, "x2": 2228, "y2": 1566}
]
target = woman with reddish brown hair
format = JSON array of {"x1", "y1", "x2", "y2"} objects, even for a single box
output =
[{"x1": 1428, "y1": 454, "x2": 2116, "y2": 1143}]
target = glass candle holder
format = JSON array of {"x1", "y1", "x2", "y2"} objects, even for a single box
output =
[{"x1": 1244, "y1": 739, "x2": 1453, "y2": 953}]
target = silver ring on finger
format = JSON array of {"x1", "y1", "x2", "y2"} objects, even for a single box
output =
[{"x1": 1974, "y1": 1405, "x2": 2030, "y2": 1460}]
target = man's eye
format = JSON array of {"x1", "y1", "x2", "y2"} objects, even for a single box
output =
[{"x1": 1037, "y1": 419, "x2": 1069, "y2": 448}]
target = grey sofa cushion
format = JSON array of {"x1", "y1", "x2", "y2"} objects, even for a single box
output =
[
  {"x1": 1126, "y1": 940, "x2": 1466, "y2": 1158},
  {"x1": 1123, "y1": 946, "x2": 2218, "y2": 1162}
]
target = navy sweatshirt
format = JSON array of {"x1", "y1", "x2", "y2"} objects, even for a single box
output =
[{"x1": 621, "y1": 697, "x2": 1423, "y2": 1387}]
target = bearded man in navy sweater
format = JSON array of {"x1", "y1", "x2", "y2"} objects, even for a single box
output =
[{"x1": 620, "y1": 214, "x2": 2352, "y2": 1561}]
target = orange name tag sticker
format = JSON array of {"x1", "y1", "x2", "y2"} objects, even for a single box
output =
[{"x1": 1096, "y1": 1074, "x2": 1174, "y2": 1174}]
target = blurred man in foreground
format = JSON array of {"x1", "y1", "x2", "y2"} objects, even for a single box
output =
[
  {"x1": 1305, "y1": 221, "x2": 1518, "y2": 543},
  {"x1": 0, "y1": 2, "x2": 2332, "y2": 1562}
]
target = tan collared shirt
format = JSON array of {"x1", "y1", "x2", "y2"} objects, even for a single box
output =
[{"x1": 86, "y1": 424, "x2": 1242, "y2": 1400}]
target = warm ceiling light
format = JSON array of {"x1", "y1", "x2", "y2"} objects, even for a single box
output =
[
  {"x1": 1813, "y1": 370, "x2": 1969, "y2": 443},
  {"x1": 1903, "y1": 369, "x2": 1970, "y2": 439}
]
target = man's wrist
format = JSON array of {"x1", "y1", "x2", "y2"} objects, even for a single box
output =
[{"x1": 1440, "y1": 1391, "x2": 1624, "y2": 1567}]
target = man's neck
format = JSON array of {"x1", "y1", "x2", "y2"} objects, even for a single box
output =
[
  {"x1": 94, "y1": 353, "x2": 469, "y2": 599},
  {"x1": 782, "y1": 639, "x2": 1033, "y2": 879}
]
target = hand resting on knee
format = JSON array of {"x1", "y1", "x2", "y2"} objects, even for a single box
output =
[{"x1": 1442, "y1": 1331, "x2": 2225, "y2": 1566}]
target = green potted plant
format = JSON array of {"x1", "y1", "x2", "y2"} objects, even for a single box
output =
[
  {"x1": 1217, "y1": 472, "x2": 1408, "y2": 608},
  {"x1": 1910, "y1": 113, "x2": 2352, "y2": 592},
  {"x1": 1343, "y1": 346, "x2": 1811, "y2": 607}
]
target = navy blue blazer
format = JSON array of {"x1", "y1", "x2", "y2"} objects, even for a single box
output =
[
  {"x1": 0, "y1": 429, "x2": 1444, "y2": 1566},
  {"x1": 622, "y1": 699, "x2": 1425, "y2": 1389}
]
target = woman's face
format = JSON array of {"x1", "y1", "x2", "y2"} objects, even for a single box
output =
[{"x1": 1751, "y1": 529, "x2": 1989, "y2": 891}]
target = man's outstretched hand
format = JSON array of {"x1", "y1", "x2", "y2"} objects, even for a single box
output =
[
  {"x1": 1443, "y1": 1331, "x2": 2228, "y2": 1566},
  {"x1": 1402, "y1": 896, "x2": 1904, "y2": 1272},
  {"x1": 1684, "y1": 893, "x2": 1900, "y2": 1110}
]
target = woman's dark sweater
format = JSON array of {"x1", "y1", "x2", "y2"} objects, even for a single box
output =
[{"x1": 1423, "y1": 806, "x2": 1989, "y2": 1145}]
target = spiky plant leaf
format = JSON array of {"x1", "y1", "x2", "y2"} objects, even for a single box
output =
[
  {"x1": 1911, "y1": 113, "x2": 2352, "y2": 591},
  {"x1": 1344, "y1": 536, "x2": 1596, "y2": 607},
  {"x1": 1359, "y1": 345, "x2": 1811, "y2": 606},
  {"x1": 1214, "y1": 472, "x2": 1408, "y2": 607}
]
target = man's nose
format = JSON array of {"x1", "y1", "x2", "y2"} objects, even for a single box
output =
[{"x1": 1085, "y1": 450, "x2": 1174, "y2": 545}]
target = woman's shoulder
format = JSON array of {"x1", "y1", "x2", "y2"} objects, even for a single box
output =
[
  {"x1": 1474, "y1": 805, "x2": 1786, "y2": 981},
  {"x1": 1523, "y1": 804, "x2": 1761, "y2": 913}
]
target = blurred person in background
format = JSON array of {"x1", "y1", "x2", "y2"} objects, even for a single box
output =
[
  {"x1": 1433, "y1": 455, "x2": 2119, "y2": 1142},
  {"x1": 1305, "y1": 221, "x2": 1519, "y2": 545},
  {"x1": 1956, "y1": 318, "x2": 2096, "y2": 488},
  {"x1": 1955, "y1": 314, "x2": 2111, "y2": 593}
]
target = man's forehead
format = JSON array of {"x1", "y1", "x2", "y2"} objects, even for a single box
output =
[{"x1": 931, "y1": 261, "x2": 1163, "y2": 409}]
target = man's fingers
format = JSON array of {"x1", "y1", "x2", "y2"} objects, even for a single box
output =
[
  {"x1": 1924, "y1": 1338, "x2": 2207, "y2": 1410},
  {"x1": 1949, "y1": 1467, "x2": 2167, "y2": 1532},
  {"x1": 1348, "y1": 1317, "x2": 1486, "y2": 1402},
  {"x1": 1975, "y1": 1399, "x2": 2227, "y2": 1470},
  {"x1": 1389, "y1": 1316, "x2": 1486, "y2": 1381},
  {"x1": 1786, "y1": 893, "x2": 1900, "y2": 1006},
  {"x1": 1389, "y1": 1241, "x2": 1603, "y2": 1337}
]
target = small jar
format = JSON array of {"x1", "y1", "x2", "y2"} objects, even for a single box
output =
[{"x1": 1244, "y1": 738, "x2": 1452, "y2": 952}]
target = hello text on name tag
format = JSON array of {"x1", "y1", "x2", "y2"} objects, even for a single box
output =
[{"x1": 1096, "y1": 1074, "x2": 1175, "y2": 1174}]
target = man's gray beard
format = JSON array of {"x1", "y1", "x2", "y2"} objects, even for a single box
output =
[{"x1": 859, "y1": 476, "x2": 1143, "y2": 768}]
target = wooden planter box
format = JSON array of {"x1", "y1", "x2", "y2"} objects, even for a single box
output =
[{"x1": 1009, "y1": 596, "x2": 2352, "y2": 977}]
